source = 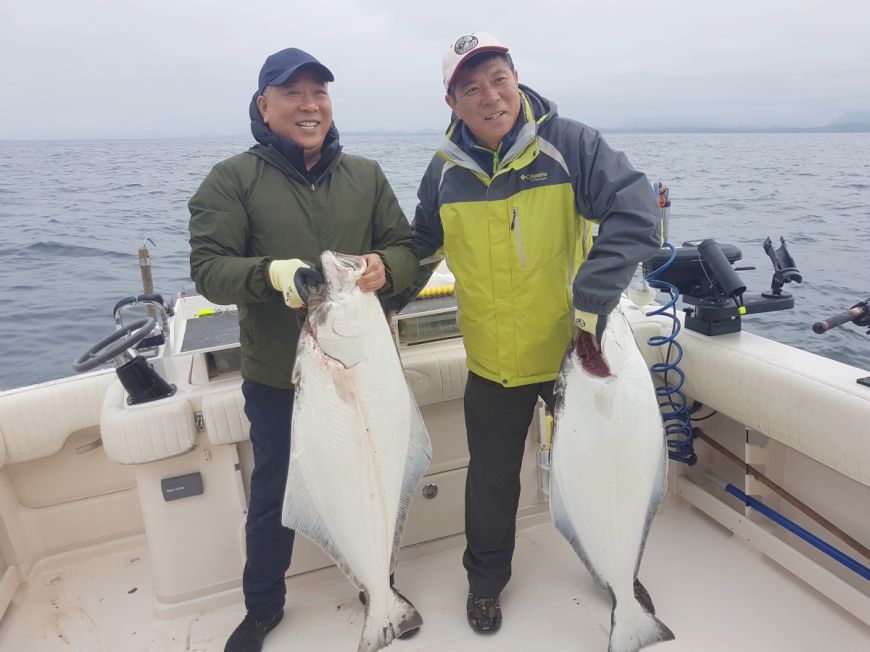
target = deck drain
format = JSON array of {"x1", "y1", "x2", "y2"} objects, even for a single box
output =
[{"x1": 45, "y1": 573, "x2": 65, "y2": 585}]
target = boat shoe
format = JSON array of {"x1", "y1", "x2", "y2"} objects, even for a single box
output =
[
  {"x1": 224, "y1": 608, "x2": 284, "y2": 652},
  {"x1": 467, "y1": 592, "x2": 502, "y2": 633}
]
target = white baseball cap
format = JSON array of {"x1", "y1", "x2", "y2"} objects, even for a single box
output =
[{"x1": 442, "y1": 32, "x2": 509, "y2": 92}]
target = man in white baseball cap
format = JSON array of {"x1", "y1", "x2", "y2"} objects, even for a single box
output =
[{"x1": 385, "y1": 32, "x2": 664, "y2": 636}]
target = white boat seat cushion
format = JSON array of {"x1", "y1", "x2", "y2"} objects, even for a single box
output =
[
  {"x1": 0, "y1": 372, "x2": 115, "y2": 466},
  {"x1": 195, "y1": 342, "x2": 470, "y2": 445},
  {"x1": 201, "y1": 388, "x2": 250, "y2": 445},
  {"x1": 100, "y1": 381, "x2": 197, "y2": 464}
]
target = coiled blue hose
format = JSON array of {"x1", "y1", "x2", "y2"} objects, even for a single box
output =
[{"x1": 643, "y1": 243, "x2": 698, "y2": 464}]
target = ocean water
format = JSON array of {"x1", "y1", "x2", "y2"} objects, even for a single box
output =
[{"x1": 0, "y1": 133, "x2": 868, "y2": 391}]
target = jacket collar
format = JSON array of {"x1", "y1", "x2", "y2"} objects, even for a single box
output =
[{"x1": 439, "y1": 84, "x2": 554, "y2": 177}]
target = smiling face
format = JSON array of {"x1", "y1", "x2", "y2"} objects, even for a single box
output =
[
  {"x1": 256, "y1": 67, "x2": 333, "y2": 168},
  {"x1": 446, "y1": 55, "x2": 521, "y2": 151}
]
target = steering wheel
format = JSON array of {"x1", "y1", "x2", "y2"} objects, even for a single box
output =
[{"x1": 72, "y1": 317, "x2": 157, "y2": 372}]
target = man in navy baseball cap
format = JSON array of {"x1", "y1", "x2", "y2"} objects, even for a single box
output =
[
  {"x1": 252, "y1": 48, "x2": 337, "y2": 173},
  {"x1": 257, "y1": 47, "x2": 334, "y2": 95},
  {"x1": 192, "y1": 45, "x2": 423, "y2": 652}
]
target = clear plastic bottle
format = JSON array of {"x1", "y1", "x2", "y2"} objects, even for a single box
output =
[{"x1": 627, "y1": 264, "x2": 656, "y2": 306}]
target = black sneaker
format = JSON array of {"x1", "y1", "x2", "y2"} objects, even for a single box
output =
[
  {"x1": 224, "y1": 608, "x2": 284, "y2": 652},
  {"x1": 466, "y1": 592, "x2": 501, "y2": 633}
]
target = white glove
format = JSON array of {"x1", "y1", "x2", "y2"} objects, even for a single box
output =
[{"x1": 268, "y1": 259, "x2": 323, "y2": 308}]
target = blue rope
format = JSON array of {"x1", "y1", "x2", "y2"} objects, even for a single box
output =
[
  {"x1": 722, "y1": 482, "x2": 870, "y2": 581},
  {"x1": 644, "y1": 243, "x2": 697, "y2": 464}
]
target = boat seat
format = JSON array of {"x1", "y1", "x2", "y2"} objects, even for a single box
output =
[
  {"x1": 0, "y1": 371, "x2": 115, "y2": 467},
  {"x1": 195, "y1": 340, "x2": 470, "y2": 447},
  {"x1": 201, "y1": 387, "x2": 250, "y2": 445},
  {"x1": 100, "y1": 380, "x2": 198, "y2": 464}
]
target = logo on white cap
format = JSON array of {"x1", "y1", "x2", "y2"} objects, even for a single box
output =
[{"x1": 454, "y1": 35, "x2": 479, "y2": 55}]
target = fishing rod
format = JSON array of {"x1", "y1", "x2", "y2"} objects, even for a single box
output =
[
  {"x1": 812, "y1": 297, "x2": 870, "y2": 335},
  {"x1": 812, "y1": 296, "x2": 870, "y2": 389}
]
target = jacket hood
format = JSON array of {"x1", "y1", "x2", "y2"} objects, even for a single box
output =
[
  {"x1": 519, "y1": 84, "x2": 556, "y2": 124},
  {"x1": 248, "y1": 91, "x2": 342, "y2": 177}
]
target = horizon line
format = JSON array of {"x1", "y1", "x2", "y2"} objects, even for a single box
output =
[{"x1": 2, "y1": 124, "x2": 870, "y2": 143}]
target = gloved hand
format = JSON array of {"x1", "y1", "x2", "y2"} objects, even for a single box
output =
[
  {"x1": 574, "y1": 310, "x2": 610, "y2": 377},
  {"x1": 574, "y1": 310, "x2": 607, "y2": 343},
  {"x1": 269, "y1": 259, "x2": 323, "y2": 309}
]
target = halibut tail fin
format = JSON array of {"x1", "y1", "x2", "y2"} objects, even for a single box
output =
[
  {"x1": 358, "y1": 587, "x2": 422, "y2": 652},
  {"x1": 608, "y1": 598, "x2": 674, "y2": 652}
]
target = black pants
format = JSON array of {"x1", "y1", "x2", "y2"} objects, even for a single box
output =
[
  {"x1": 462, "y1": 372, "x2": 555, "y2": 597},
  {"x1": 241, "y1": 379, "x2": 296, "y2": 612}
]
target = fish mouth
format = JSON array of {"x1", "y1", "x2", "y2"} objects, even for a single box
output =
[
  {"x1": 332, "y1": 252, "x2": 365, "y2": 272},
  {"x1": 320, "y1": 251, "x2": 367, "y2": 287}
]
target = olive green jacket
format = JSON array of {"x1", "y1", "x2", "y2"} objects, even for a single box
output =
[{"x1": 189, "y1": 144, "x2": 416, "y2": 388}]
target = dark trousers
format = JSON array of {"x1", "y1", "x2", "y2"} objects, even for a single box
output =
[
  {"x1": 241, "y1": 380, "x2": 296, "y2": 612},
  {"x1": 462, "y1": 372, "x2": 555, "y2": 597}
]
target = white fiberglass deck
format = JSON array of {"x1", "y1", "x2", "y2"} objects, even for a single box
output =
[{"x1": 2, "y1": 494, "x2": 867, "y2": 652}]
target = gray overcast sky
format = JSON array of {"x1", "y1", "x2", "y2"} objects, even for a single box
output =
[{"x1": 1, "y1": 0, "x2": 869, "y2": 139}]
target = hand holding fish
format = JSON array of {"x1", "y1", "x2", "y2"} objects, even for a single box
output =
[
  {"x1": 358, "y1": 253, "x2": 387, "y2": 292},
  {"x1": 574, "y1": 310, "x2": 611, "y2": 376},
  {"x1": 574, "y1": 309, "x2": 607, "y2": 342},
  {"x1": 268, "y1": 258, "x2": 324, "y2": 308}
]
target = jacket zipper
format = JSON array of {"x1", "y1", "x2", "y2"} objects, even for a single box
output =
[{"x1": 511, "y1": 207, "x2": 526, "y2": 266}]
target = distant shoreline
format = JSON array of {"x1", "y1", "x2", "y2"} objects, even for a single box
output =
[
  {"x1": 600, "y1": 125, "x2": 870, "y2": 134},
  {"x1": 348, "y1": 126, "x2": 870, "y2": 135},
  {"x1": 2, "y1": 125, "x2": 870, "y2": 142}
]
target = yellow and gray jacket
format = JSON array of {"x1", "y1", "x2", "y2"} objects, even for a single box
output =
[{"x1": 393, "y1": 85, "x2": 660, "y2": 388}]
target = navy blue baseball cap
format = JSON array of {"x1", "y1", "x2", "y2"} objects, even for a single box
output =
[{"x1": 257, "y1": 48, "x2": 334, "y2": 94}]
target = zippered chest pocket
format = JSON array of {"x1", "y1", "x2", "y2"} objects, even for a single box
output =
[
  {"x1": 510, "y1": 207, "x2": 527, "y2": 266},
  {"x1": 507, "y1": 199, "x2": 575, "y2": 273}
]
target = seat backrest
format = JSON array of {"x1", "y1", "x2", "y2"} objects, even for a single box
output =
[{"x1": 0, "y1": 372, "x2": 115, "y2": 466}]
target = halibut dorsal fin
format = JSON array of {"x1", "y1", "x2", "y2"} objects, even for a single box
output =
[
  {"x1": 549, "y1": 469, "x2": 607, "y2": 590},
  {"x1": 282, "y1": 453, "x2": 363, "y2": 589},
  {"x1": 390, "y1": 386, "x2": 432, "y2": 572}
]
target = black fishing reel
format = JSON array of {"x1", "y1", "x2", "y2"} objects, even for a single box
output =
[{"x1": 645, "y1": 236, "x2": 803, "y2": 336}]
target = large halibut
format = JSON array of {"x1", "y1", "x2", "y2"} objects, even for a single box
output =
[
  {"x1": 550, "y1": 306, "x2": 674, "y2": 652},
  {"x1": 281, "y1": 251, "x2": 431, "y2": 651}
]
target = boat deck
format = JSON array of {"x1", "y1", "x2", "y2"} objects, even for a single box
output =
[{"x1": 1, "y1": 494, "x2": 867, "y2": 652}]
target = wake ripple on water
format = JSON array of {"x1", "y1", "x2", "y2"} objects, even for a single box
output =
[{"x1": 24, "y1": 241, "x2": 135, "y2": 259}]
